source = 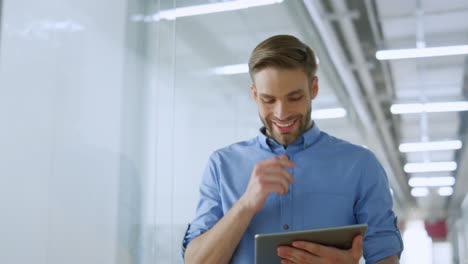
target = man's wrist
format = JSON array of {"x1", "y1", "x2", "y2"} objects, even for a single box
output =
[
  {"x1": 236, "y1": 196, "x2": 258, "y2": 218},
  {"x1": 375, "y1": 254, "x2": 400, "y2": 264}
]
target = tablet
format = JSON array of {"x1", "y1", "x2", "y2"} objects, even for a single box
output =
[{"x1": 254, "y1": 224, "x2": 368, "y2": 264}]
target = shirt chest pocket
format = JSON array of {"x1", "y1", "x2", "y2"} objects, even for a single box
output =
[{"x1": 299, "y1": 192, "x2": 355, "y2": 229}]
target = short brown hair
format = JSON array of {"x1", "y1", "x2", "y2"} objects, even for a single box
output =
[{"x1": 248, "y1": 35, "x2": 317, "y2": 82}]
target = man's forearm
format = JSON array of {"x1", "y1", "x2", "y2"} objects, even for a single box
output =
[
  {"x1": 184, "y1": 198, "x2": 255, "y2": 264},
  {"x1": 376, "y1": 254, "x2": 400, "y2": 264}
]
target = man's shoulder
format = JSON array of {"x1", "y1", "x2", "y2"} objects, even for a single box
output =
[
  {"x1": 318, "y1": 131, "x2": 376, "y2": 161},
  {"x1": 210, "y1": 137, "x2": 259, "y2": 159},
  {"x1": 320, "y1": 131, "x2": 368, "y2": 151}
]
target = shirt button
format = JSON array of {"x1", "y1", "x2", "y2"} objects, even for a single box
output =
[{"x1": 283, "y1": 224, "x2": 289, "y2": 230}]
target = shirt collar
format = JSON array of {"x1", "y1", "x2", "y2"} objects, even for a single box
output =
[{"x1": 257, "y1": 122, "x2": 321, "y2": 151}]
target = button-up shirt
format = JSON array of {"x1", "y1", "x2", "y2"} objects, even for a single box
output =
[{"x1": 183, "y1": 124, "x2": 403, "y2": 263}]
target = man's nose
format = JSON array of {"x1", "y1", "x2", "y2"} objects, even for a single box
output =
[{"x1": 274, "y1": 101, "x2": 289, "y2": 120}]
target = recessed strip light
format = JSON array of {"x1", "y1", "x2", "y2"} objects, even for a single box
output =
[
  {"x1": 425, "y1": 102, "x2": 468, "y2": 112},
  {"x1": 213, "y1": 64, "x2": 249, "y2": 75},
  {"x1": 155, "y1": 0, "x2": 284, "y2": 20},
  {"x1": 376, "y1": 45, "x2": 468, "y2": 60},
  {"x1": 312, "y1": 108, "x2": 347, "y2": 119},
  {"x1": 390, "y1": 101, "x2": 468, "y2": 114},
  {"x1": 390, "y1": 103, "x2": 423, "y2": 114},
  {"x1": 408, "y1": 176, "x2": 456, "y2": 187},
  {"x1": 438, "y1": 187, "x2": 454, "y2": 196},
  {"x1": 213, "y1": 56, "x2": 321, "y2": 76},
  {"x1": 404, "y1": 161, "x2": 457, "y2": 173},
  {"x1": 399, "y1": 140, "x2": 462, "y2": 152},
  {"x1": 411, "y1": 187, "x2": 429, "y2": 197}
]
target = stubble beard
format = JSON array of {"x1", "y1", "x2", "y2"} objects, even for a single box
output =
[{"x1": 261, "y1": 106, "x2": 312, "y2": 146}]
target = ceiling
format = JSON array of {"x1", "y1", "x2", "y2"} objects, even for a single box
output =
[{"x1": 318, "y1": 0, "x2": 468, "y2": 221}]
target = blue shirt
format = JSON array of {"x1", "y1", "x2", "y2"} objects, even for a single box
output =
[{"x1": 183, "y1": 124, "x2": 403, "y2": 263}]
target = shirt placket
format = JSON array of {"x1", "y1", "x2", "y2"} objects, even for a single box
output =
[{"x1": 280, "y1": 153, "x2": 294, "y2": 231}]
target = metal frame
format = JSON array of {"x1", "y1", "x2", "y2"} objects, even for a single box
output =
[{"x1": 302, "y1": 0, "x2": 413, "y2": 209}]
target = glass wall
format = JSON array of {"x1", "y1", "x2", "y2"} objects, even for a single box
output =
[{"x1": 0, "y1": 0, "x2": 155, "y2": 263}]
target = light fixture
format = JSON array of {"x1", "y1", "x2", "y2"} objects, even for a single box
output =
[
  {"x1": 376, "y1": 45, "x2": 468, "y2": 60},
  {"x1": 411, "y1": 187, "x2": 429, "y2": 197},
  {"x1": 390, "y1": 103, "x2": 423, "y2": 114},
  {"x1": 408, "y1": 176, "x2": 456, "y2": 187},
  {"x1": 438, "y1": 187, "x2": 454, "y2": 196},
  {"x1": 154, "y1": 0, "x2": 284, "y2": 21},
  {"x1": 399, "y1": 140, "x2": 462, "y2": 152},
  {"x1": 390, "y1": 101, "x2": 468, "y2": 114},
  {"x1": 312, "y1": 108, "x2": 347, "y2": 119},
  {"x1": 425, "y1": 101, "x2": 468, "y2": 112},
  {"x1": 404, "y1": 161, "x2": 457, "y2": 173},
  {"x1": 213, "y1": 64, "x2": 249, "y2": 75},
  {"x1": 213, "y1": 55, "x2": 320, "y2": 76}
]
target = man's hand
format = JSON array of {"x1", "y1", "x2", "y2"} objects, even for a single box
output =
[
  {"x1": 277, "y1": 235, "x2": 363, "y2": 264},
  {"x1": 239, "y1": 154, "x2": 295, "y2": 214}
]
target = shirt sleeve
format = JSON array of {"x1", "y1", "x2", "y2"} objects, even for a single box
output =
[
  {"x1": 354, "y1": 150, "x2": 404, "y2": 264},
  {"x1": 181, "y1": 152, "x2": 224, "y2": 258}
]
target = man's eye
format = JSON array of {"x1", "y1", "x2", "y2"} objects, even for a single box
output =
[
  {"x1": 290, "y1": 96, "x2": 303, "y2": 101},
  {"x1": 262, "y1": 99, "x2": 275, "y2": 104}
]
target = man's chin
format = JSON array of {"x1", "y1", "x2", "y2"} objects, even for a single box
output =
[
  {"x1": 265, "y1": 126, "x2": 300, "y2": 145},
  {"x1": 272, "y1": 133, "x2": 298, "y2": 146}
]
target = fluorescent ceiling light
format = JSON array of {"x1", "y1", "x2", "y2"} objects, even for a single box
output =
[
  {"x1": 399, "y1": 140, "x2": 462, "y2": 152},
  {"x1": 154, "y1": 0, "x2": 284, "y2": 20},
  {"x1": 438, "y1": 187, "x2": 454, "y2": 196},
  {"x1": 411, "y1": 187, "x2": 429, "y2": 197},
  {"x1": 425, "y1": 102, "x2": 468, "y2": 112},
  {"x1": 213, "y1": 55, "x2": 321, "y2": 76},
  {"x1": 376, "y1": 45, "x2": 468, "y2": 60},
  {"x1": 390, "y1": 101, "x2": 468, "y2": 114},
  {"x1": 390, "y1": 103, "x2": 423, "y2": 114},
  {"x1": 408, "y1": 176, "x2": 456, "y2": 187},
  {"x1": 213, "y1": 64, "x2": 248, "y2": 75},
  {"x1": 312, "y1": 108, "x2": 347, "y2": 119},
  {"x1": 404, "y1": 161, "x2": 457, "y2": 173}
]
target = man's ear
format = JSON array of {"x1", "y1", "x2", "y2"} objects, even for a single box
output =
[
  {"x1": 310, "y1": 76, "x2": 319, "y2": 100},
  {"x1": 250, "y1": 84, "x2": 258, "y2": 101}
]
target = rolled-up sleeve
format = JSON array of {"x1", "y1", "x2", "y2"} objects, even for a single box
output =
[
  {"x1": 182, "y1": 153, "x2": 223, "y2": 257},
  {"x1": 354, "y1": 151, "x2": 404, "y2": 264}
]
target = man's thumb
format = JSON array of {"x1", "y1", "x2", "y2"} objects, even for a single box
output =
[{"x1": 351, "y1": 235, "x2": 363, "y2": 259}]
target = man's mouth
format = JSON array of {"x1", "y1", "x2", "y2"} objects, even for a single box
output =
[{"x1": 272, "y1": 119, "x2": 298, "y2": 133}]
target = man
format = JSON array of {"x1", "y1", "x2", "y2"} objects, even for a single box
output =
[{"x1": 182, "y1": 35, "x2": 403, "y2": 264}]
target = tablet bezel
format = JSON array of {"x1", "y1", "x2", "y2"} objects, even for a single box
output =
[{"x1": 254, "y1": 224, "x2": 368, "y2": 264}]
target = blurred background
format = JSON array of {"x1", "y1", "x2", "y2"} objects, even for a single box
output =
[{"x1": 1, "y1": 0, "x2": 468, "y2": 263}]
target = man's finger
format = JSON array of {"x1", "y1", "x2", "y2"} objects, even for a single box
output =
[
  {"x1": 349, "y1": 235, "x2": 363, "y2": 259},
  {"x1": 281, "y1": 169, "x2": 294, "y2": 185},
  {"x1": 291, "y1": 241, "x2": 338, "y2": 257},
  {"x1": 263, "y1": 183, "x2": 287, "y2": 196},
  {"x1": 277, "y1": 246, "x2": 319, "y2": 263},
  {"x1": 260, "y1": 165, "x2": 293, "y2": 186},
  {"x1": 262, "y1": 177, "x2": 289, "y2": 195},
  {"x1": 277, "y1": 154, "x2": 296, "y2": 168}
]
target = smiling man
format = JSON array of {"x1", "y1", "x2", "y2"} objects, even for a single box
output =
[{"x1": 183, "y1": 35, "x2": 403, "y2": 264}]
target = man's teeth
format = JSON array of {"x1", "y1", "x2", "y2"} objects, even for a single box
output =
[{"x1": 275, "y1": 121, "x2": 294, "y2": 127}]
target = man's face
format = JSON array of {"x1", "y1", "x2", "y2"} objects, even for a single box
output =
[{"x1": 251, "y1": 67, "x2": 318, "y2": 146}]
